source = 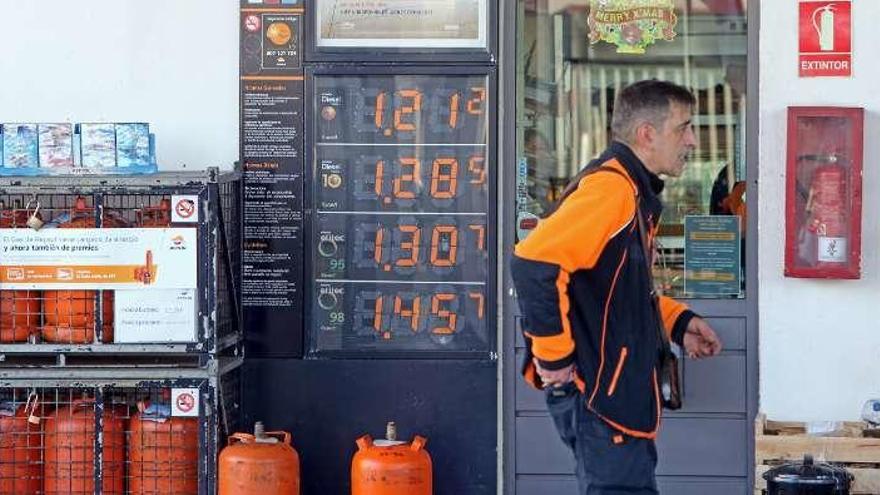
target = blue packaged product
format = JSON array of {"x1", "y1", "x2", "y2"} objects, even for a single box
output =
[
  {"x1": 38, "y1": 123, "x2": 74, "y2": 167},
  {"x1": 2, "y1": 124, "x2": 39, "y2": 168},
  {"x1": 115, "y1": 123, "x2": 151, "y2": 167},
  {"x1": 79, "y1": 123, "x2": 116, "y2": 167}
]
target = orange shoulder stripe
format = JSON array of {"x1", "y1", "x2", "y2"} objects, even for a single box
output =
[{"x1": 514, "y1": 160, "x2": 637, "y2": 273}]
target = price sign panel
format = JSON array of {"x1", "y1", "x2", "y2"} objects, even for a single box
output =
[{"x1": 309, "y1": 71, "x2": 494, "y2": 355}]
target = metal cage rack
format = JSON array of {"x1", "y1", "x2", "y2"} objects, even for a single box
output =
[
  {"x1": 0, "y1": 170, "x2": 242, "y2": 363},
  {"x1": 0, "y1": 360, "x2": 241, "y2": 495}
]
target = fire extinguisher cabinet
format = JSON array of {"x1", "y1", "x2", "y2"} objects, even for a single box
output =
[{"x1": 784, "y1": 106, "x2": 864, "y2": 279}]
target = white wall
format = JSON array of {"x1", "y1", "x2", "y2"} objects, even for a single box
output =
[
  {"x1": 0, "y1": 0, "x2": 239, "y2": 170},
  {"x1": 760, "y1": 1, "x2": 880, "y2": 421}
]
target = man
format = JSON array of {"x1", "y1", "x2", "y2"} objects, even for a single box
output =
[{"x1": 510, "y1": 80, "x2": 723, "y2": 494}]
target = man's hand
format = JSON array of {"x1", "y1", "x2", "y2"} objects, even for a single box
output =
[
  {"x1": 682, "y1": 317, "x2": 722, "y2": 359},
  {"x1": 533, "y1": 359, "x2": 575, "y2": 388}
]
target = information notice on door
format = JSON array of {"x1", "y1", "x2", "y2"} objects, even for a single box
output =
[
  {"x1": 241, "y1": 1, "x2": 305, "y2": 355},
  {"x1": 684, "y1": 215, "x2": 742, "y2": 297}
]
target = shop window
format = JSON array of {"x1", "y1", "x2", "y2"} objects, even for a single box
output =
[{"x1": 516, "y1": 0, "x2": 748, "y2": 298}]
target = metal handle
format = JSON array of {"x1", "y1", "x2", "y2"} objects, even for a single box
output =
[
  {"x1": 228, "y1": 433, "x2": 256, "y2": 445},
  {"x1": 24, "y1": 198, "x2": 40, "y2": 217},
  {"x1": 25, "y1": 391, "x2": 40, "y2": 425},
  {"x1": 265, "y1": 431, "x2": 292, "y2": 445}
]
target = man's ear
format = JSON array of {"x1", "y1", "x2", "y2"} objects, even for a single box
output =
[{"x1": 633, "y1": 121, "x2": 655, "y2": 148}]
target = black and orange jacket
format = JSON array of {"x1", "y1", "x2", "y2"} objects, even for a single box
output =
[{"x1": 511, "y1": 142, "x2": 697, "y2": 439}]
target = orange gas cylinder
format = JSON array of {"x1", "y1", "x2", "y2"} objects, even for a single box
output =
[
  {"x1": 42, "y1": 290, "x2": 115, "y2": 344},
  {"x1": 42, "y1": 197, "x2": 125, "y2": 344},
  {"x1": 218, "y1": 422, "x2": 300, "y2": 495},
  {"x1": 352, "y1": 422, "x2": 432, "y2": 495},
  {"x1": 44, "y1": 398, "x2": 127, "y2": 495},
  {"x1": 0, "y1": 396, "x2": 43, "y2": 495},
  {"x1": 0, "y1": 207, "x2": 41, "y2": 342},
  {"x1": 0, "y1": 290, "x2": 40, "y2": 343},
  {"x1": 129, "y1": 399, "x2": 199, "y2": 495},
  {"x1": 137, "y1": 198, "x2": 172, "y2": 227}
]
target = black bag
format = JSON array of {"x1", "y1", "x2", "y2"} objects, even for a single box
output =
[
  {"x1": 636, "y1": 206, "x2": 683, "y2": 411},
  {"x1": 657, "y1": 348, "x2": 682, "y2": 410}
]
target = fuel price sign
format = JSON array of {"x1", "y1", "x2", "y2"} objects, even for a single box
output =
[{"x1": 310, "y1": 72, "x2": 493, "y2": 354}]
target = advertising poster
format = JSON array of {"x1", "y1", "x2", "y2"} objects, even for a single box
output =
[
  {"x1": 0, "y1": 228, "x2": 199, "y2": 343},
  {"x1": 241, "y1": 10, "x2": 302, "y2": 75},
  {"x1": 0, "y1": 228, "x2": 197, "y2": 290},
  {"x1": 317, "y1": 0, "x2": 487, "y2": 48}
]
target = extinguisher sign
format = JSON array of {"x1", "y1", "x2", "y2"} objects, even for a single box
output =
[
  {"x1": 171, "y1": 388, "x2": 200, "y2": 417},
  {"x1": 799, "y1": 1, "x2": 852, "y2": 77}
]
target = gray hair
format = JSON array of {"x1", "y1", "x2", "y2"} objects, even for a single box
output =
[{"x1": 610, "y1": 80, "x2": 696, "y2": 143}]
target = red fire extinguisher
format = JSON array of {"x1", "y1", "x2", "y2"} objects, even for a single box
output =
[{"x1": 801, "y1": 160, "x2": 848, "y2": 267}]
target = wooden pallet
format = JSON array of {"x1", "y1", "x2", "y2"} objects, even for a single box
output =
[{"x1": 755, "y1": 414, "x2": 880, "y2": 494}]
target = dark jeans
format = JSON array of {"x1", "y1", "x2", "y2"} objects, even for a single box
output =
[{"x1": 546, "y1": 382, "x2": 659, "y2": 495}]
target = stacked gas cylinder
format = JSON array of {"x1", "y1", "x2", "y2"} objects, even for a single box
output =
[
  {"x1": 0, "y1": 394, "x2": 199, "y2": 495},
  {"x1": 0, "y1": 196, "x2": 171, "y2": 345},
  {"x1": 0, "y1": 170, "x2": 239, "y2": 494}
]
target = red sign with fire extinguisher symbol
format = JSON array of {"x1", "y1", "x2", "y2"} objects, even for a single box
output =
[{"x1": 799, "y1": 1, "x2": 852, "y2": 77}]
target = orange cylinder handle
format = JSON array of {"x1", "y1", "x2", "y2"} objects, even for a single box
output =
[
  {"x1": 356, "y1": 434, "x2": 373, "y2": 451},
  {"x1": 228, "y1": 433, "x2": 256, "y2": 445},
  {"x1": 265, "y1": 431, "x2": 292, "y2": 445},
  {"x1": 411, "y1": 435, "x2": 427, "y2": 451}
]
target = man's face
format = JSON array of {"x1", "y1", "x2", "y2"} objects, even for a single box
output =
[{"x1": 651, "y1": 102, "x2": 696, "y2": 177}]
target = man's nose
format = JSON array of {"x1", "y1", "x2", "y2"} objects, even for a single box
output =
[{"x1": 684, "y1": 126, "x2": 697, "y2": 148}]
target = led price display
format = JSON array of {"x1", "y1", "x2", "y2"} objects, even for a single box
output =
[
  {"x1": 313, "y1": 283, "x2": 487, "y2": 352},
  {"x1": 311, "y1": 74, "x2": 491, "y2": 353},
  {"x1": 316, "y1": 214, "x2": 487, "y2": 281},
  {"x1": 316, "y1": 75, "x2": 487, "y2": 144},
  {"x1": 317, "y1": 146, "x2": 487, "y2": 212}
]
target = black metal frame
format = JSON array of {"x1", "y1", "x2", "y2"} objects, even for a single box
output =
[
  {"x1": 500, "y1": 1, "x2": 762, "y2": 492},
  {"x1": 217, "y1": 170, "x2": 244, "y2": 356},
  {"x1": 304, "y1": 0, "x2": 499, "y2": 64},
  {"x1": 302, "y1": 64, "x2": 499, "y2": 360},
  {"x1": 0, "y1": 170, "x2": 243, "y2": 361}
]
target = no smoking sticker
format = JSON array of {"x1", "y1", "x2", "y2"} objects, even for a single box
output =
[
  {"x1": 171, "y1": 388, "x2": 200, "y2": 417},
  {"x1": 172, "y1": 195, "x2": 199, "y2": 223}
]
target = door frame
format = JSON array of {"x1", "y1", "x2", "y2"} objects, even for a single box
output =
[{"x1": 499, "y1": 0, "x2": 761, "y2": 492}]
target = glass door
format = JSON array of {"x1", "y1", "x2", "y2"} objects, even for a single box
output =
[{"x1": 516, "y1": 0, "x2": 748, "y2": 298}]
